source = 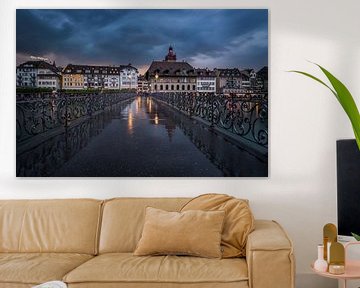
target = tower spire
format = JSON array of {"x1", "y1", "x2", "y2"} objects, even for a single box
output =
[{"x1": 165, "y1": 45, "x2": 176, "y2": 61}]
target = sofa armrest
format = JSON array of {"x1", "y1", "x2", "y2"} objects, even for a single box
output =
[{"x1": 246, "y1": 220, "x2": 295, "y2": 288}]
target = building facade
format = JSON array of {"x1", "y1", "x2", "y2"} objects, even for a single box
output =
[
  {"x1": 106, "y1": 67, "x2": 121, "y2": 89},
  {"x1": 195, "y1": 69, "x2": 216, "y2": 93},
  {"x1": 240, "y1": 69, "x2": 257, "y2": 89},
  {"x1": 137, "y1": 75, "x2": 149, "y2": 93},
  {"x1": 83, "y1": 66, "x2": 108, "y2": 89},
  {"x1": 256, "y1": 66, "x2": 268, "y2": 91},
  {"x1": 62, "y1": 65, "x2": 85, "y2": 90},
  {"x1": 120, "y1": 65, "x2": 138, "y2": 90},
  {"x1": 146, "y1": 46, "x2": 197, "y2": 93},
  {"x1": 62, "y1": 64, "x2": 137, "y2": 90},
  {"x1": 214, "y1": 68, "x2": 243, "y2": 94},
  {"x1": 16, "y1": 61, "x2": 61, "y2": 89}
]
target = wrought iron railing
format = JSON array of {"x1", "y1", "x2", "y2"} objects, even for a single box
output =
[
  {"x1": 152, "y1": 92, "x2": 268, "y2": 148},
  {"x1": 16, "y1": 92, "x2": 135, "y2": 144},
  {"x1": 16, "y1": 109, "x2": 117, "y2": 177}
]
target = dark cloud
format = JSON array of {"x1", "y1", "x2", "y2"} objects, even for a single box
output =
[{"x1": 16, "y1": 9, "x2": 268, "y2": 72}]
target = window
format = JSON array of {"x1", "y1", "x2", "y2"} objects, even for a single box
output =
[
  {"x1": 187, "y1": 85, "x2": 190, "y2": 90},
  {"x1": 166, "y1": 85, "x2": 168, "y2": 90},
  {"x1": 176, "y1": 85, "x2": 179, "y2": 90},
  {"x1": 182, "y1": 85, "x2": 185, "y2": 90},
  {"x1": 171, "y1": 85, "x2": 174, "y2": 90},
  {"x1": 193, "y1": 85, "x2": 196, "y2": 90},
  {"x1": 154, "y1": 84, "x2": 157, "y2": 91},
  {"x1": 160, "y1": 85, "x2": 163, "y2": 90}
]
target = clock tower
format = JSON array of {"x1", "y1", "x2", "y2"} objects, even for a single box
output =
[{"x1": 165, "y1": 45, "x2": 177, "y2": 61}]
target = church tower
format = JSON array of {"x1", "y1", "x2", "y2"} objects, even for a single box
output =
[{"x1": 165, "y1": 45, "x2": 177, "y2": 61}]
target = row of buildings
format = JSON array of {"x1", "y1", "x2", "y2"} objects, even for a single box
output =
[
  {"x1": 16, "y1": 61, "x2": 138, "y2": 90},
  {"x1": 16, "y1": 46, "x2": 267, "y2": 94},
  {"x1": 139, "y1": 46, "x2": 267, "y2": 94}
]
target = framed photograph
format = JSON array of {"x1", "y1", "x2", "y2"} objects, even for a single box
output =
[{"x1": 16, "y1": 9, "x2": 268, "y2": 177}]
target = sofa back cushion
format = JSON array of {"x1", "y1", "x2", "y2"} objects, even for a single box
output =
[
  {"x1": 99, "y1": 198, "x2": 189, "y2": 253},
  {"x1": 0, "y1": 199, "x2": 102, "y2": 254}
]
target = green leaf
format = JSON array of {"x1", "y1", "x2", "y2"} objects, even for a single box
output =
[
  {"x1": 288, "y1": 70, "x2": 337, "y2": 99},
  {"x1": 351, "y1": 232, "x2": 360, "y2": 241},
  {"x1": 316, "y1": 65, "x2": 359, "y2": 120},
  {"x1": 289, "y1": 64, "x2": 360, "y2": 150},
  {"x1": 316, "y1": 65, "x2": 360, "y2": 150}
]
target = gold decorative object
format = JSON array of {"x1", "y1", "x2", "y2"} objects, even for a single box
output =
[
  {"x1": 323, "y1": 223, "x2": 337, "y2": 261},
  {"x1": 329, "y1": 242, "x2": 345, "y2": 274},
  {"x1": 329, "y1": 242, "x2": 345, "y2": 265},
  {"x1": 328, "y1": 264, "x2": 345, "y2": 275}
]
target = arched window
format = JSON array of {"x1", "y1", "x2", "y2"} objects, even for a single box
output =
[
  {"x1": 193, "y1": 85, "x2": 196, "y2": 91},
  {"x1": 171, "y1": 85, "x2": 174, "y2": 90},
  {"x1": 176, "y1": 85, "x2": 179, "y2": 90},
  {"x1": 187, "y1": 85, "x2": 190, "y2": 90},
  {"x1": 154, "y1": 84, "x2": 157, "y2": 91},
  {"x1": 166, "y1": 84, "x2": 169, "y2": 90},
  {"x1": 182, "y1": 85, "x2": 185, "y2": 90},
  {"x1": 160, "y1": 85, "x2": 163, "y2": 90}
]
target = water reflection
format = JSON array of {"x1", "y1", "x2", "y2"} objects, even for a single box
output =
[
  {"x1": 148, "y1": 98, "x2": 267, "y2": 176},
  {"x1": 127, "y1": 110, "x2": 133, "y2": 134},
  {"x1": 17, "y1": 96, "x2": 266, "y2": 177},
  {"x1": 16, "y1": 102, "x2": 128, "y2": 177}
]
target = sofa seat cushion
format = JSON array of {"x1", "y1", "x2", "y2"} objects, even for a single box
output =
[
  {"x1": 64, "y1": 253, "x2": 248, "y2": 286},
  {"x1": 0, "y1": 253, "x2": 93, "y2": 285}
]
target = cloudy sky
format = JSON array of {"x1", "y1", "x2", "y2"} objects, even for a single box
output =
[{"x1": 16, "y1": 9, "x2": 268, "y2": 74}]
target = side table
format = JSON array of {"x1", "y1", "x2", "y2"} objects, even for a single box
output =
[{"x1": 311, "y1": 242, "x2": 360, "y2": 288}]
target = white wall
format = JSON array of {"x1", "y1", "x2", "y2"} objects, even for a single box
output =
[{"x1": 1, "y1": 1, "x2": 360, "y2": 287}]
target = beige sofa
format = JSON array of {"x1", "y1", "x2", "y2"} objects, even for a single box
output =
[{"x1": 0, "y1": 198, "x2": 295, "y2": 288}]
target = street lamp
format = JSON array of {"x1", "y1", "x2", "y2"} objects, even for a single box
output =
[{"x1": 154, "y1": 73, "x2": 159, "y2": 93}]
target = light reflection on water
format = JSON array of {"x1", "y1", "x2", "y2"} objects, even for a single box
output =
[{"x1": 124, "y1": 96, "x2": 165, "y2": 133}]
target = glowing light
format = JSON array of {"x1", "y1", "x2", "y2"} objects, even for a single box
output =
[
  {"x1": 148, "y1": 99, "x2": 152, "y2": 113},
  {"x1": 128, "y1": 110, "x2": 133, "y2": 131},
  {"x1": 155, "y1": 114, "x2": 159, "y2": 125}
]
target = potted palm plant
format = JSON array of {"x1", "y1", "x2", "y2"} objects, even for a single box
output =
[{"x1": 290, "y1": 63, "x2": 360, "y2": 241}]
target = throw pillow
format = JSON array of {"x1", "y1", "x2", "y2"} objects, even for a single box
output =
[
  {"x1": 181, "y1": 193, "x2": 254, "y2": 258},
  {"x1": 134, "y1": 207, "x2": 225, "y2": 258}
]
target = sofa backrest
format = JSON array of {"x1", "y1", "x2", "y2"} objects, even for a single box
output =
[
  {"x1": 99, "y1": 197, "x2": 190, "y2": 253},
  {"x1": 0, "y1": 199, "x2": 102, "y2": 255}
]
